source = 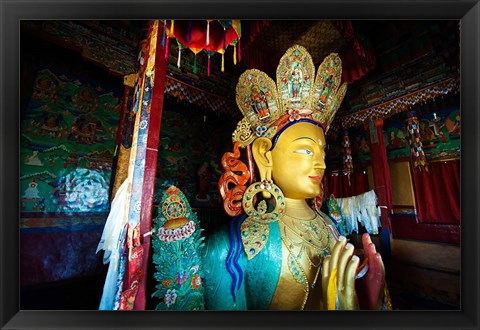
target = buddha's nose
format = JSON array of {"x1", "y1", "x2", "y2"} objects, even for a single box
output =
[{"x1": 313, "y1": 157, "x2": 326, "y2": 170}]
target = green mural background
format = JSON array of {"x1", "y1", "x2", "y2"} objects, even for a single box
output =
[
  {"x1": 383, "y1": 107, "x2": 460, "y2": 161},
  {"x1": 20, "y1": 67, "x2": 122, "y2": 217},
  {"x1": 326, "y1": 103, "x2": 460, "y2": 172}
]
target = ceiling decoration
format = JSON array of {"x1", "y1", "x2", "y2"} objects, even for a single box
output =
[
  {"x1": 240, "y1": 20, "x2": 346, "y2": 77},
  {"x1": 163, "y1": 20, "x2": 242, "y2": 75},
  {"x1": 22, "y1": 20, "x2": 140, "y2": 76},
  {"x1": 164, "y1": 74, "x2": 239, "y2": 119},
  {"x1": 333, "y1": 77, "x2": 459, "y2": 131},
  {"x1": 23, "y1": 20, "x2": 459, "y2": 131},
  {"x1": 249, "y1": 20, "x2": 344, "y2": 61}
]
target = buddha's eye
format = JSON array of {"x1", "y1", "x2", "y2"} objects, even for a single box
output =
[{"x1": 294, "y1": 148, "x2": 314, "y2": 156}]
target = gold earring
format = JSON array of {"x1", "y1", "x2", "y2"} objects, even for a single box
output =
[
  {"x1": 242, "y1": 180, "x2": 285, "y2": 223},
  {"x1": 240, "y1": 179, "x2": 286, "y2": 260}
]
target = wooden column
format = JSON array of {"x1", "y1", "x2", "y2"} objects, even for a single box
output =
[
  {"x1": 117, "y1": 20, "x2": 166, "y2": 310},
  {"x1": 134, "y1": 20, "x2": 167, "y2": 310}
]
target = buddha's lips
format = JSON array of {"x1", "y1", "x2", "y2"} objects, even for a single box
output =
[{"x1": 309, "y1": 176, "x2": 322, "y2": 182}]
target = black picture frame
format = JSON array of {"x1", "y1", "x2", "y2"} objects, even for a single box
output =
[{"x1": 2, "y1": 0, "x2": 479, "y2": 329}]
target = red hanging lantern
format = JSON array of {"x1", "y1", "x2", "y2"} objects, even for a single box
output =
[{"x1": 164, "y1": 20, "x2": 241, "y2": 74}]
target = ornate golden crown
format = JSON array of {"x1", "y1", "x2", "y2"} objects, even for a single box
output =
[{"x1": 232, "y1": 45, "x2": 347, "y2": 147}]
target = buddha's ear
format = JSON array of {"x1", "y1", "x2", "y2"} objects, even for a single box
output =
[{"x1": 251, "y1": 137, "x2": 272, "y2": 179}]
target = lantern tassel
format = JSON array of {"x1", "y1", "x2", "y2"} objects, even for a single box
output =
[
  {"x1": 177, "y1": 46, "x2": 182, "y2": 68},
  {"x1": 206, "y1": 20, "x2": 210, "y2": 45},
  {"x1": 221, "y1": 51, "x2": 224, "y2": 72},
  {"x1": 170, "y1": 20, "x2": 174, "y2": 35},
  {"x1": 233, "y1": 44, "x2": 237, "y2": 65},
  {"x1": 207, "y1": 55, "x2": 211, "y2": 76},
  {"x1": 223, "y1": 27, "x2": 226, "y2": 50}
]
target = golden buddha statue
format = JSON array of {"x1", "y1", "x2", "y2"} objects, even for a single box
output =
[{"x1": 201, "y1": 45, "x2": 388, "y2": 310}]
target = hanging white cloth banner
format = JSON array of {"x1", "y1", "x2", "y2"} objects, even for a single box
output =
[
  {"x1": 96, "y1": 179, "x2": 129, "y2": 310},
  {"x1": 332, "y1": 189, "x2": 381, "y2": 235}
]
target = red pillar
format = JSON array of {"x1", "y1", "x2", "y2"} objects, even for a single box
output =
[
  {"x1": 368, "y1": 119, "x2": 393, "y2": 231},
  {"x1": 133, "y1": 20, "x2": 167, "y2": 310}
]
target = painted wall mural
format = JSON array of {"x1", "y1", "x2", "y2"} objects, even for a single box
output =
[
  {"x1": 326, "y1": 102, "x2": 459, "y2": 170},
  {"x1": 383, "y1": 107, "x2": 460, "y2": 161},
  {"x1": 154, "y1": 105, "x2": 235, "y2": 209},
  {"x1": 326, "y1": 125, "x2": 372, "y2": 170},
  {"x1": 20, "y1": 67, "x2": 122, "y2": 219}
]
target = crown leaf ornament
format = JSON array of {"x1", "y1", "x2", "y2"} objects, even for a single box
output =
[{"x1": 233, "y1": 45, "x2": 347, "y2": 146}]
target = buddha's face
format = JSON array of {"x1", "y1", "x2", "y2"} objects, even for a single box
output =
[{"x1": 270, "y1": 122, "x2": 326, "y2": 199}]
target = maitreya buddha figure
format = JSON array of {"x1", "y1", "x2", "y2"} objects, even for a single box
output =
[
  {"x1": 120, "y1": 45, "x2": 390, "y2": 311},
  {"x1": 198, "y1": 45, "x2": 388, "y2": 310}
]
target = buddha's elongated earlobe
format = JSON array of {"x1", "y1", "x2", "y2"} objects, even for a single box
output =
[
  {"x1": 252, "y1": 137, "x2": 272, "y2": 167},
  {"x1": 252, "y1": 137, "x2": 273, "y2": 198}
]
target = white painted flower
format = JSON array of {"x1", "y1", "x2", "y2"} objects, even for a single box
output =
[{"x1": 164, "y1": 289, "x2": 177, "y2": 307}]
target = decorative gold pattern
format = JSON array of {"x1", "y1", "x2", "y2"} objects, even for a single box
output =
[
  {"x1": 278, "y1": 213, "x2": 335, "y2": 309},
  {"x1": 241, "y1": 181, "x2": 286, "y2": 223},
  {"x1": 239, "y1": 180, "x2": 287, "y2": 260},
  {"x1": 111, "y1": 145, "x2": 131, "y2": 200},
  {"x1": 276, "y1": 45, "x2": 315, "y2": 111},
  {"x1": 162, "y1": 193, "x2": 187, "y2": 220},
  {"x1": 236, "y1": 69, "x2": 281, "y2": 130},
  {"x1": 145, "y1": 20, "x2": 159, "y2": 78},
  {"x1": 232, "y1": 117, "x2": 256, "y2": 147},
  {"x1": 123, "y1": 74, "x2": 137, "y2": 88},
  {"x1": 240, "y1": 217, "x2": 270, "y2": 260},
  {"x1": 234, "y1": 45, "x2": 347, "y2": 147}
]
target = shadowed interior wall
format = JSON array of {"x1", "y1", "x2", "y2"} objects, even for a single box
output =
[{"x1": 20, "y1": 34, "x2": 123, "y2": 286}]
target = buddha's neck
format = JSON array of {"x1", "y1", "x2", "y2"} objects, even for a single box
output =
[{"x1": 284, "y1": 198, "x2": 316, "y2": 219}]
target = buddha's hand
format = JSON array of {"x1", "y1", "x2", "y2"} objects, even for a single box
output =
[
  {"x1": 321, "y1": 236, "x2": 359, "y2": 310},
  {"x1": 320, "y1": 234, "x2": 385, "y2": 310},
  {"x1": 355, "y1": 233, "x2": 386, "y2": 310}
]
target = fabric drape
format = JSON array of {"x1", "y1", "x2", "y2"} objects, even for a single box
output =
[
  {"x1": 333, "y1": 21, "x2": 377, "y2": 84},
  {"x1": 326, "y1": 170, "x2": 369, "y2": 198},
  {"x1": 369, "y1": 121, "x2": 393, "y2": 230},
  {"x1": 329, "y1": 190, "x2": 381, "y2": 235},
  {"x1": 413, "y1": 159, "x2": 460, "y2": 224}
]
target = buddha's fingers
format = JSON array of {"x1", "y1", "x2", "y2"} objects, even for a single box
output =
[
  {"x1": 336, "y1": 243, "x2": 354, "y2": 291},
  {"x1": 344, "y1": 255, "x2": 360, "y2": 309},
  {"x1": 321, "y1": 255, "x2": 331, "y2": 308},
  {"x1": 329, "y1": 236, "x2": 346, "y2": 274}
]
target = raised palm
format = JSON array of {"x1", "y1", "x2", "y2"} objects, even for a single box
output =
[{"x1": 321, "y1": 234, "x2": 385, "y2": 310}]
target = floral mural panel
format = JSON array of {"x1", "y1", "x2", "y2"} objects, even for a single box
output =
[{"x1": 20, "y1": 67, "x2": 122, "y2": 218}]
